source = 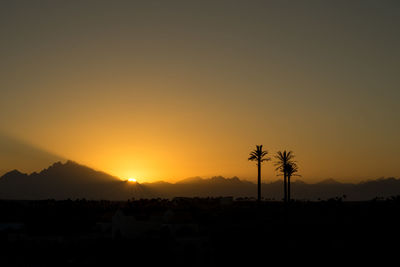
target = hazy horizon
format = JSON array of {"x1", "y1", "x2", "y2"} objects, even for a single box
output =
[
  {"x1": 1, "y1": 2, "x2": 400, "y2": 266},
  {"x1": 1, "y1": 1, "x2": 399, "y2": 183},
  {"x1": 0, "y1": 158, "x2": 397, "y2": 185}
]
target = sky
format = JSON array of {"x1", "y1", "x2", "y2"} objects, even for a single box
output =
[{"x1": 0, "y1": 0, "x2": 399, "y2": 183}]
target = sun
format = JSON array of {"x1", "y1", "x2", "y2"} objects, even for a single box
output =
[{"x1": 127, "y1": 178, "x2": 137, "y2": 183}]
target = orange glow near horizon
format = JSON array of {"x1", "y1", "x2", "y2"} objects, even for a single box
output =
[
  {"x1": 0, "y1": 1, "x2": 399, "y2": 184},
  {"x1": 1, "y1": 126, "x2": 399, "y2": 184}
]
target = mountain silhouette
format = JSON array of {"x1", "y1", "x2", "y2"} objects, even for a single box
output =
[
  {"x1": 316, "y1": 178, "x2": 343, "y2": 185},
  {"x1": 175, "y1": 176, "x2": 204, "y2": 184},
  {"x1": 0, "y1": 161, "x2": 137, "y2": 200},
  {"x1": 0, "y1": 132, "x2": 64, "y2": 177},
  {"x1": 1, "y1": 161, "x2": 400, "y2": 200}
]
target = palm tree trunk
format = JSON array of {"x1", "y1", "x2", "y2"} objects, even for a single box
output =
[
  {"x1": 287, "y1": 174, "x2": 291, "y2": 203},
  {"x1": 257, "y1": 161, "x2": 261, "y2": 202},
  {"x1": 283, "y1": 172, "x2": 287, "y2": 203}
]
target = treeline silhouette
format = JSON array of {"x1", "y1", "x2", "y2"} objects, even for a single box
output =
[
  {"x1": 249, "y1": 145, "x2": 300, "y2": 203},
  {"x1": 1, "y1": 160, "x2": 400, "y2": 200},
  {"x1": 1, "y1": 147, "x2": 399, "y2": 265},
  {"x1": 1, "y1": 197, "x2": 400, "y2": 265}
]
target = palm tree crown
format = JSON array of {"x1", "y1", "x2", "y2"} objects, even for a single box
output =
[
  {"x1": 248, "y1": 145, "x2": 270, "y2": 202},
  {"x1": 248, "y1": 145, "x2": 270, "y2": 163},
  {"x1": 274, "y1": 150, "x2": 296, "y2": 203},
  {"x1": 274, "y1": 150, "x2": 295, "y2": 174},
  {"x1": 285, "y1": 162, "x2": 300, "y2": 178}
]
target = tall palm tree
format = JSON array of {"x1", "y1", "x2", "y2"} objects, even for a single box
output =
[
  {"x1": 248, "y1": 145, "x2": 270, "y2": 202},
  {"x1": 285, "y1": 162, "x2": 300, "y2": 203},
  {"x1": 274, "y1": 150, "x2": 295, "y2": 203}
]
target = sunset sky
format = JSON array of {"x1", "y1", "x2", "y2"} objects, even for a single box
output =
[{"x1": 1, "y1": 1, "x2": 399, "y2": 183}]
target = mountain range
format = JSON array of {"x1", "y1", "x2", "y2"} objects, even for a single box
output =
[{"x1": 1, "y1": 161, "x2": 400, "y2": 201}]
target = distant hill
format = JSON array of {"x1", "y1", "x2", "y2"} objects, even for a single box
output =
[
  {"x1": 316, "y1": 178, "x2": 343, "y2": 185},
  {"x1": 175, "y1": 176, "x2": 204, "y2": 184},
  {"x1": 0, "y1": 161, "x2": 137, "y2": 200},
  {"x1": 0, "y1": 132, "x2": 64, "y2": 177},
  {"x1": 1, "y1": 161, "x2": 400, "y2": 200}
]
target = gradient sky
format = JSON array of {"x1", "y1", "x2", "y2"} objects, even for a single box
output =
[{"x1": 1, "y1": 0, "x2": 399, "y2": 183}]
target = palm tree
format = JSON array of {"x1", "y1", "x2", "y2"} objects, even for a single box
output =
[
  {"x1": 285, "y1": 162, "x2": 300, "y2": 203},
  {"x1": 274, "y1": 150, "x2": 295, "y2": 203},
  {"x1": 248, "y1": 145, "x2": 270, "y2": 202}
]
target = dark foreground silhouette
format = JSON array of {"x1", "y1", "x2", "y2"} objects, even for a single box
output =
[
  {"x1": 1, "y1": 197, "x2": 400, "y2": 266},
  {"x1": 1, "y1": 161, "x2": 400, "y2": 201},
  {"x1": 248, "y1": 145, "x2": 270, "y2": 202}
]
